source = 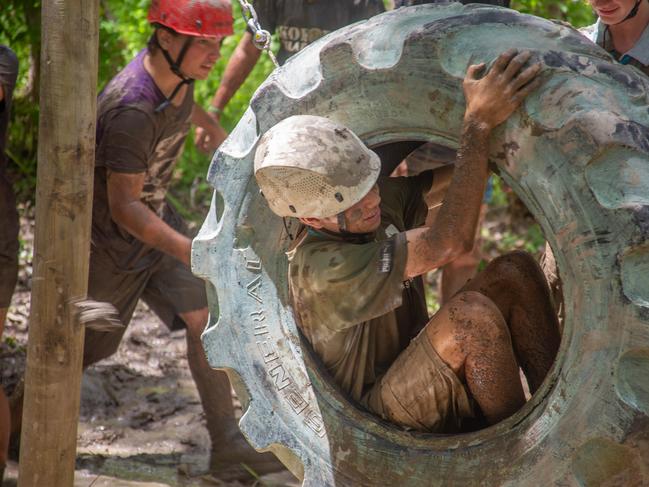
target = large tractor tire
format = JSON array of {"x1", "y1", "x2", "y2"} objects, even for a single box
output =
[{"x1": 192, "y1": 4, "x2": 649, "y2": 485}]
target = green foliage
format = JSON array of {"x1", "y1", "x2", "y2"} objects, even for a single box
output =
[
  {"x1": 512, "y1": 0, "x2": 595, "y2": 27},
  {"x1": 95, "y1": 0, "x2": 276, "y2": 220},
  {"x1": 1, "y1": 1, "x2": 41, "y2": 198},
  {"x1": 1, "y1": 0, "x2": 594, "y2": 211}
]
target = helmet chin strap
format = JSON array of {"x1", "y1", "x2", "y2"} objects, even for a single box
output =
[
  {"x1": 613, "y1": 0, "x2": 644, "y2": 24},
  {"x1": 336, "y1": 212, "x2": 348, "y2": 233},
  {"x1": 151, "y1": 32, "x2": 195, "y2": 112},
  {"x1": 602, "y1": 0, "x2": 646, "y2": 57}
]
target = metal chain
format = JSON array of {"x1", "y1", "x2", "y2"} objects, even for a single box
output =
[{"x1": 236, "y1": 0, "x2": 280, "y2": 68}]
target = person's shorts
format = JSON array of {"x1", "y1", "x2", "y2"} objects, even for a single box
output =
[
  {"x1": 0, "y1": 170, "x2": 19, "y2": 308},
  {"x1": 362, "y1": 329, "x2": 474, "y2": 433},
  {"x1": 83, "y1": 250, "x2": 207, "y2": 366}
]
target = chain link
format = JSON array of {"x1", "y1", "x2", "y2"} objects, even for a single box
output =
[{"x1": 236, "y1": 0, "x2": 279, "y2": 68}]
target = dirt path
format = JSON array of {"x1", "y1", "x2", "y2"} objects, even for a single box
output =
[
  {"x1": 0, "y1": 208, "x2": 298, "y2": 487},
  {"x1": 2, "y1": 290, "x2": 297, "y2": 487}
]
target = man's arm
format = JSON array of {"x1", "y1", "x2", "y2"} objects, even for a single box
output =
[
  {"x1": 404, "y1": 49, "x2": 541, "y2": 279},
  {"x1": 106, "y1": 170, "x2": 192, "y2": 266},
  {"x1": 192, "y1": 103, "x2": 228, "y2": 153},
  {"x1": 209, "y1": 32, "x2": 262, "y2": 115}
]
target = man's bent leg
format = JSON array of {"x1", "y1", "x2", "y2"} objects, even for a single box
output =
[
  {"x1": 180, "y1": 308, "x2": 284, "y2": 476},
  {"x1": 83, "y1": 252, "x2": 148, "y2": 367},
  {"x1": 143, "y1": 254, "x2": 283, "y2": 477},
  {"x1": 462, "y1": 250, "x2": 561, "y2": 393},
  {"x1": 367, "y1": 291, "x2": 525, "y2": 430},
  {"x1": 425, "y1": 291, "x2": 525, "y2": 425},
  {"x1": 180, "y1": 308, "x2": 237, "y2": 441}
]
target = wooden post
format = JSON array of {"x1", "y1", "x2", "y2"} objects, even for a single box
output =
[{"x1": 17, "y1": 0, "x2": 99, "y2": 485}]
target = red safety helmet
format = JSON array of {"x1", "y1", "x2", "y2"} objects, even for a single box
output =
[{"x1": 148, "y1": 0, "x2": 234, "y2": 37}]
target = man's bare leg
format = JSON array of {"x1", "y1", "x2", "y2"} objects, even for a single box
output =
[
  {"x1": 462, "y1": 251, "x2": 561, "y2": 393},
  {"x1": 425, "y1": 291, "x2": 525, "y2": 425},
  {"x1": 180, "y1": 308, "x2": 284, "y2": 477}
]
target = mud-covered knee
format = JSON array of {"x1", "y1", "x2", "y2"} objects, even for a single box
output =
[
  {"x1": 449, "y1": 291, "x2": 508, "y2": 340},
  {"x1": 488, "y1": 250, "x2": 541, "y2": 284},
  {"x1": 450, "y1": 291, "x2": 503, "y2": 324}
]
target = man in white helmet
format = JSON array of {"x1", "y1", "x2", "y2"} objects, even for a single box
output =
[{"x1": 255, "y1": 49, "x2": 561, "y2": 432}]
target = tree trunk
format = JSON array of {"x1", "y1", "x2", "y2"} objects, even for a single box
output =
[{"x1": 17, "y1": 0, "x2": 99, "y2": 485}]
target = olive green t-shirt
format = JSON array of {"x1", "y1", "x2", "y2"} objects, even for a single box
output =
[{"x1": 288, "y1": 174, "x2": 432, "y2": 402}]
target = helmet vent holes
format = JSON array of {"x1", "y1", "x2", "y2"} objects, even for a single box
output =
[{"x1": 253, "y1": 115, "x2": 381, "y2": 218}]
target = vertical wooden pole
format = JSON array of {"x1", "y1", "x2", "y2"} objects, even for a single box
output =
[{"x1": 17, "y1": 1, "x2": 99, "y2": 485}]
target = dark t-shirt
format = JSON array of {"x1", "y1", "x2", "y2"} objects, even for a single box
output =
[
  {"x1": 252, "y1": 0, "x2": 385, "y2": 64},
  {"x1": 93, "y1": 49, "x2": 193, "y2": 271},
  {"x1": 288, "y1": 174, "x2": 432, "y2": 401},
  {"x1": 0, "y1": 46, "x2": 18, "y2": 173}
]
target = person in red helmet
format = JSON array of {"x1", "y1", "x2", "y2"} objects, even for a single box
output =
[
  {"x1": 81, "y1": 0, "x2": 283, "y2": 479},
  {"x1": 582, "y1": 0, "x2": 649, "y2": 75}
]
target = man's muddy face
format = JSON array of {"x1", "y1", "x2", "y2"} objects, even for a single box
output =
[
  {"x1": 589, "y1": 0, "x2": 641, "y2": 24},
  {"x1": 164, "y1": 32, "x2": 224, "y2": 80},
  {"x1": 340, "y1": 184, "x2": 382, "y2": 234},
  {"x1": 299, "y1": 185, "x2": 381, "y2": 235}
]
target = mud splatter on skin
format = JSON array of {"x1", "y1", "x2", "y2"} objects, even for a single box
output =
[
  {"x1": 463, "y1": 251, "x2": 561, "y2": 393},
  {"x1": 424, "y1": 251, "x2": 560, "y2": 425},
  {"x1": 347, "y1": 208, "x2": 364, "y2": 225},
  {"x1": 440, "y1": 292, "x2": 525, "y2": 424},
  {"x1": 410, "y1": 121, "x2": 490, "y2": 273}
]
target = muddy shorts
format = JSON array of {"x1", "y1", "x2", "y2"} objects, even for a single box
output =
[
  {"x1": 0, "y1": 170, "x2": 19, "y2": 308},
  {"x1": 83, "y1": 250, "x2": 207, "y2": 367},
  {"x1": 363, "y1": 329, "x2": 474, "y2": 433}
]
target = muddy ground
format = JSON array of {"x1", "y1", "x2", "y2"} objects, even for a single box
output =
[
  {"x1": 0, "y1": 209, "x2": 299, "y2": 487},
  {"x1": 2, "y1": 293, "x2": 299, "y2": 487},
  {"x1": 0, "y1": 197, "x2": 539, "y2": 487}
]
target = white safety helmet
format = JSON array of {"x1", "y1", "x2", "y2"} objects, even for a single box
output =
[{"x1": 254, "y1": 115, "x2": 381, "y2": 219}]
